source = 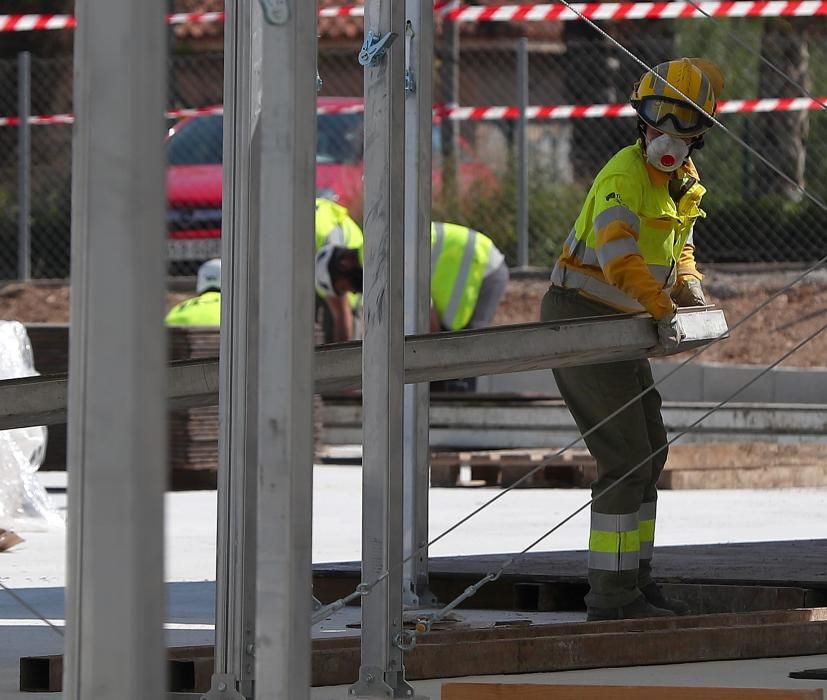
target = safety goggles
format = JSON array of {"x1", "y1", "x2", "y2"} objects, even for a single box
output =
[{"x1": 637, "y1": 96, "x2": 714, "y2": 136}]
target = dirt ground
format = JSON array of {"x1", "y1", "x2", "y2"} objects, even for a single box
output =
[{"x1": 2, "y1": 266, "x2": 827, "y2": 367}]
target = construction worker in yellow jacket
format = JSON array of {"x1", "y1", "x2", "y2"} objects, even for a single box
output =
[
  {"x1": 541, "y1": 58, "x2": 724, "y2": 621},
  {"x1": 315, "y1": 221, "x2": 508, "y2": 373},
  {"x1": 314, "y1": 197, "x2": 364, "y2": 342},
  {"x1": 165, "y1": 258, "x2": 221, "y2": 326}
]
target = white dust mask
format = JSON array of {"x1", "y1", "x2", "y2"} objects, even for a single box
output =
[{"x1": 645, "y1": 133, "x2": 689, "y2": 172}]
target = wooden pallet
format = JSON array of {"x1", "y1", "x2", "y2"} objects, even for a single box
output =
[{"x1": 430, "y1": 449, "x2": 596, "y2": 489}]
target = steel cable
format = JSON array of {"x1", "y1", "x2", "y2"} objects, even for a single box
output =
[
  {"x1": 410, "y1": 319, "x2": 827, "y2": 639},
  {"x1": 0, "y1": 580, "x2": 64, "y2": 638},
  {"x1": 683, "y1": 0, "x2": 827, "y2": 113},
  {"x1": 315, "y1": 7, "x2": 827, "y2": 627}
]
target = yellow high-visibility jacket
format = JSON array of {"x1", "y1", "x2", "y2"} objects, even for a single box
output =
[
  {"x1": 550, "y1": 141, "x2": 705, "y2": 321},
  {"x1": 165, "y1": 291, "x2": 221, "y2": 326},
  {"x1": 431, "y1": 222, "x2": 504, "y2": 331},
  {"x1": 315, "y1": 198, "x2": 364, "y2": 258},
  {"x1": 316, "y1": 198, "x2": 364, "y2": 309}
]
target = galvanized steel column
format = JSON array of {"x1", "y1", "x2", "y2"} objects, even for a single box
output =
[
  {"x1": 213, "y1": 1, "x2": 260, "y2": 695},
  {"x1": 64, "y1": 0, "x2": 167, "y2": 697},
  {"x1": 353, "y1": 0, "x2": 416, "y2": 696},
  {"x1": 254, "y1": 0, "x2": 317, "y2": 697},
  {"x1": 402, "y1": 0, "x2": 435, "y2": 608}
]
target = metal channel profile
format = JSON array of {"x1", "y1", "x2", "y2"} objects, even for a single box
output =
[
  {"x1": 0, "y1": 309, "x2": 727, "y2": 431},
  {"x1": 322, "y1": 400, "x2": 827, "y2": 449}
]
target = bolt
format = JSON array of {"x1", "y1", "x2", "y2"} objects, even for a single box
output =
[
  {"x1": 218, "y1": 681, "x2": 227, "y2": 691},
  {"x1": 246, "y1": 643, "x2": 255, "y2": 654},
  {"x1": 366, "y1": 673, "x2": 375, "y2": 682}
]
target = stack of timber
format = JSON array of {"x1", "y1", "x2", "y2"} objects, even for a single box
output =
[
  {"x1": 26, "y1": 325, "x2": 70, "y2": 470},
  {"x1": 168, "y1": 327, "x2": 220, "y2": 490},
  {"x1": 24, "y1": 324, "x2": 223, "y2": 487}
]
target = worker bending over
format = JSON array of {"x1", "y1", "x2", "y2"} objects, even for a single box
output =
[
  {"x1": 541, "y1": 58, "x2": 722, "y2": 621},
  {"x1": 315, "y1": 222, "x2": 508, "y2": 390},
  {"x1": 315, "y1": 197, "x2": 364, "y2": 342},
  {"x1": 165, "y1": 258, "x2": 221, "y2": 326}
]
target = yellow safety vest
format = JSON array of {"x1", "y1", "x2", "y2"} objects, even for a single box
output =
[
  {"x1": 430, "y1": 222, "x2": 498, "y2": 331},
  {"x1": 315, "y1": 198, "x2": 364, "y2": 309},
  {"x1": 315, "y1": 198, "x2": 364, "y2": 259},
  {"x1": 550, "y1": 142, "x2": 705, "y2": 319},
  {"x1": 165, "y1": 291, "x2": 221, "y2": 326}
]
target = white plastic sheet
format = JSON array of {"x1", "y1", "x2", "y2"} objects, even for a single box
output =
[{"x1": 0, "y1": 321, "x2": 62, "y2": 529}]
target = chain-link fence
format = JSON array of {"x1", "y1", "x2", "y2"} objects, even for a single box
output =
[{"x1": 0, "y1": 10, "x2": 826, "y2": 279}]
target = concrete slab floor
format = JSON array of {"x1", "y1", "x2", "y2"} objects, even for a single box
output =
[{"x1": 2, "y1": 466, "x2": 827, "y2": 698}]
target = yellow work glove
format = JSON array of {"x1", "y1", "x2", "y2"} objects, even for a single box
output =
[{"x1": 671, "y1": 278, "x2": 706, "y2": 308}]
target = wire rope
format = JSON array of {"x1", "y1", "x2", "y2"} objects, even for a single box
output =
[
  {"x1": 407, "y1": 319, "x2": 827, "y2": 641},
  {"x1": 318, "y1": 0, "x2": 827, "y2": 629},
  {"x1": 0, "y1": 580, "x2": 64, "y2": 638}
]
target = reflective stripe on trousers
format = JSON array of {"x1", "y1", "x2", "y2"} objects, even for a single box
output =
[
  {"x1": 588, "y1": 510, "x2": 640, "y2": 572},
  {"x1": 639, "y1": 500, "x2": 656, "y2": 559}
]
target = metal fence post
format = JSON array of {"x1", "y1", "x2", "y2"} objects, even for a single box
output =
[
  {"x1": 439, "y1": 4, "x2": 460, "y2": 207},
  {"x1": 253, "y1": 0, "x2": 317, "y2": 697},
  {"x1": 212, "y1": 0, "x2": 260, "y2": 696},
  {"x1": 516, "y1": 37, "x2": 529, "y2": 270},
  {"x1": 402, "y1": 0, "x2": 436, "y2": 609},
  {"x1": 352, "y1": 0, "x2": 421, "y2": 697},
  {"x1": 17, "y1": 51, "x2": 31, "y2": 281},
  {"x1": 63, "y1": 0, "x2": 167, "y2": 697}
]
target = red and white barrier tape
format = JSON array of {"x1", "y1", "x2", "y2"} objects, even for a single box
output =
[
  {"x1": 0, "y1": 12, "x2": 227, "y2": 32},
  {"x1": 4, "y1": 0, "x2": 827, "y2": 31},
  {"x1": 443, "y1": 0, "x2": 827, "y2": 22},
  {"x1": 439, "y1": 96, "x2": 827, "y2": 120},
  {"x1": 1, "y1": 97, "x2": 823, "y2": 128}
]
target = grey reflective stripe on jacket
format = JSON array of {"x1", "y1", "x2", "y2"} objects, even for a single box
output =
[
  {"x1": 442, "y1": 228, "x2": 477, "y2": 330},
  {"x1": 596, "y1": 237, "x2": 641, "y2": 269},
  {"x1": 431, "y1": 222, "x2": 445, "y2": 277},
  {"x1": 324, "y1": 225, "x2": 346, "y2": 246},
  {"x1": 593, "y1": 205, "x2": 641, "y2": 236}
]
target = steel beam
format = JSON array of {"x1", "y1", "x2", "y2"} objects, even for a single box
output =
[
  {"x1": 403, "y1": 0, "x2": 436, "y2": 609},
  {"x1": 63, "y1": 0, "x2": 167, "y2": 697},
  {"x1": 253, "y1": 0, "x2": 317, "y2": 698},
  {"x1": 0, "y1": 309, "x2": 728, "y2": 431},
  {"x1": 323, "y1": 399, "x2": 827, "y2": 448},
  {"x1": 352, "y1": 0, "x2": 415, "y2": 696},
  {"x1": 212, "y1": 0, "x2": 260, "y2": 695}
]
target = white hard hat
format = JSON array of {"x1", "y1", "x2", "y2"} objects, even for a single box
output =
[
  {"x1": 196, "y1": 258, "x2": 221, "y2": 294},
  {"x1": 315, "y1": 245, "x2": 336, "y2": 298}
]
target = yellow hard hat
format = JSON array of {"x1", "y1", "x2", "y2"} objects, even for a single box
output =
[{"x1": 631, "y1": 58, "x2": 725, "y2": 138}]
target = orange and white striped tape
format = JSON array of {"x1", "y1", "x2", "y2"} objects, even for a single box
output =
[
  {"x1": 3, "y1": 1, "x2": 827, "y2": 31},
  {"x1": 1, "y1": 97, "x2": 823, "y2": 128},
  {"x1": 443, "y1": 0, "x2": 827, "y2": 22}
]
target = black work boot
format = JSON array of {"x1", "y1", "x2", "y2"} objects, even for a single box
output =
[
  {"x1": 641, "y1": 582, "x2": 690, "y2": 616},
  {"x1": 586, "y1": 594, "x2": 675, "y2": 622}
]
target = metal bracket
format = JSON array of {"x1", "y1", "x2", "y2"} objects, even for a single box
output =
[
  {"x1": 258, "y1": 0, "x2": 289, "y2": 25},
  {"x1": 358, "y1": 30, "x2": 399, "y2": 67},
  {"x1": 202, "y1": 673, "x2": 247, "y2": 700},
  {"x1": 349, "y1": 667, "x2": 423, "y2": 699}
]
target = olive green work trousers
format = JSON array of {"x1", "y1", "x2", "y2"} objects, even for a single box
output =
[{"x1": 540, "y1": 286, "x2": 668, "y2": 609}]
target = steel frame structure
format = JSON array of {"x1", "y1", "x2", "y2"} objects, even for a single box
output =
[
  {"x1": 57, "y1": 1, "x2": 730, "y2": 698},
  {"x1": 64, "y1": 0, "x2": 168, "y2": 698}
]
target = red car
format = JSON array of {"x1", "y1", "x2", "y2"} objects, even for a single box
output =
[{"x1": 165, "y1": 96, "x2": 497, "y2": 263}]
